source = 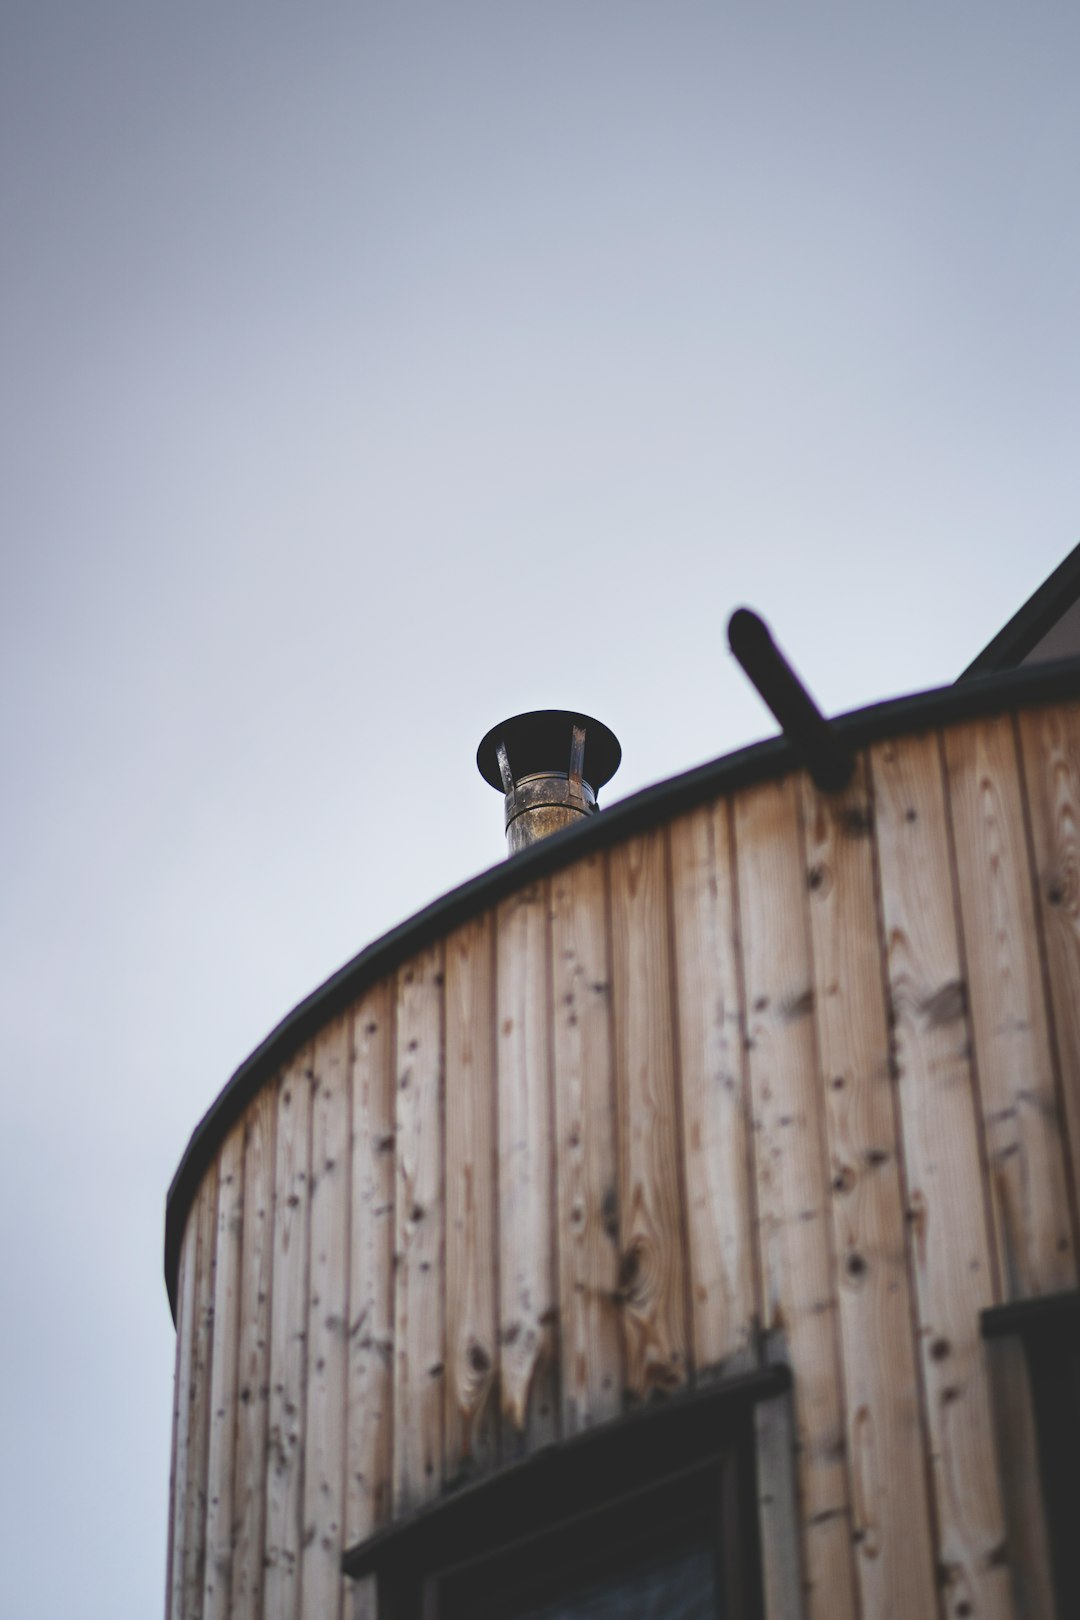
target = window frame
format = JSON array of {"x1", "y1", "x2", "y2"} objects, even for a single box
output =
[
  {"x1": 342, "y1": 1362, "x2": 792, "y2": 1620},
  {"x1": 982, "y1": 1289, "x2": 1080, "y2": 1619}
]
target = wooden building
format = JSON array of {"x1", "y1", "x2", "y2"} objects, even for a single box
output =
[{"x1": 164, "y1": 556, "x2": 1080, "y2": 1620}]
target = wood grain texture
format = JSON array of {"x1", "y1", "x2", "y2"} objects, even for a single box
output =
[
  {"x1": 802, "y1": 761, "x2": 938, "y2": 1620},
  {"x1": 872, "y1": 733, "x2": 1011, "y2": 1620},
  {"x1": 444, "y1": 913, "x2": 499, "y2": 1478},
  {"x1": 735, "y1": 777, "x2": 856, "y2": 1620},
  {"x1": 300, "y1": 1017, "x2": 352, "y2": 1620},
  {"x1": 668, "y1": 801, "x2": 757, "y2": 1376},
  {"x1": 202, "y1": 1124, "x2": 245, "y2": 1620},
  {"x1": 167, "y1": 1176, "x2": 205, "y2": 1620},
  {"x1": 263, "y1": 1051, "x2": 314, "y2": 1620},
  {"x1": 1017, "y1": 701, "x2": 1080, "y2": 1238},
  {"x1": 164, "y1": 1217, "x2": 188, "y2": 1620},
  {"x1": 345, "y1": 984, "x2": 394, "y2": 1549},
  {"x1": 169, "y1": 1165, "x2": 219, "y2": 1620},
  {"x1": 496, "y1": 881, "x2": 558, "y2": 1452},
  {"x1": 608, "y1": 832, "x2": 689, "y2": 1400},
  {"x1": 550, "y1": 853, "x2": 622, "y2": 1435},
  {"x1": 392, "y1": 946, "x2": 445, "y2": 1514},
  {"x1": 229, "y1": 1089, "x2": 276, "y2": 1620},
  {"x1": 946, "y1": 716, "x2": 1075, "y2": 1301}
]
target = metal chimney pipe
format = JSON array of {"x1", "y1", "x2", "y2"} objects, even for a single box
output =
[{"x1": 477, "y1": 710, "x2": 622, "y2": 855}]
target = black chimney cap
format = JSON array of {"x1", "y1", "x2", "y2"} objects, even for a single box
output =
[{"x1": 476, "y1": 710, "x2": 622, "y2": 796}]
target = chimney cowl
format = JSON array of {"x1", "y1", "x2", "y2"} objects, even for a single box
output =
[{"x1": 477, "y1": 710, "x2": 621, "y2": 856}]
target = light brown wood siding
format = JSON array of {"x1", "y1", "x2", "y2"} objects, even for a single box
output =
[
  {"x1": 444, "y1": 913, "x2": 498, "y2": 1477},
  {"x1": 166, "y1": 699, "x2": 1080, "y2": 1620}
]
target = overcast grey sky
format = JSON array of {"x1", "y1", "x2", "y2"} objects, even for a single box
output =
[{"x1": 2, "y1": 5, "x2": 1078, "y2": 1616}]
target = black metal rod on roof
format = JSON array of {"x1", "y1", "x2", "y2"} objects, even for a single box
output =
[{"x1": 727, "y1": 608, "x2": 855, "y2": 793}]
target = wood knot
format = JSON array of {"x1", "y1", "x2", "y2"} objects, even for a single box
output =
[
  {"x1": 782, "y1": 988, "x2": 815, "y2": 1022},
  {"x1": 617, "y1": 1244, "x2": 643, "y2": 1297},
  {"x1": 1046, "y1": 874, "x2": 1069, "y2": 907},
  {"x1": 841, "y1": 804, "x2": 873, "y2": 837},
  {"x1": 920, "y1": 979, "x2": 966, "y2": 1028},
  {"x1": 467, "y1": 1342, "x2": 491, "y2": 1374}
]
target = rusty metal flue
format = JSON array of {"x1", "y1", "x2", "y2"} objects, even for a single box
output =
[{"x1": 476, "y1": 710, "x2": 621, "y2": 856}]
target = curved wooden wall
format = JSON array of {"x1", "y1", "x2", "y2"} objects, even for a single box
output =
[{"x1": 166, "y1": 701, "x2": 1080, "y2": 1620}]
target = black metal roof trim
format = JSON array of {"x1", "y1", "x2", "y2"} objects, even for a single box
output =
[
  {"x1": 341, "y1": 1361, "x2": 791, "y2": 1583},
  {"x1": 959, "y1": 542, "x2": 1080, "y2": 679},
  {"x1": 164, "y1": 656, "x2": 1080, "y2": 1318}
]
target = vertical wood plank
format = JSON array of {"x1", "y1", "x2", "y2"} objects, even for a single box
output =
[
  {"x1": 609, "y1": 832, "x2": 689, "y2": 1400},
  {"x1": 263, "y1": 1050, "x2": 314, "y2": 1620},
  {"x1": 802, "y1": 762, "x2": 938, "y2": 1620},
  {"x1": 550, "y1": 853, "x2": 622, "y2": 1435},
  {"x1": 392, "y1": 946, "x2": 445, "y2": 1513},
  {"x1": 167, "y1": 1189, "x2": 201, "y2": 1620},
  {"x1": 345, "y1": 983, "x2": 394, "y2": 1552},
  {"x1": 229, "y1": 1090, "x2": 276, "y2": 1620},
  {"x1": 186, "y1": 1174, "x2": 220, "y2": 1620},
  {"x1": 169, "y1": 1166, "x2": 218, "y2": 1620},
  {"x1": 202, "y1": 1124, "x2": 245, "y2": 1620},
  {"x1": 1017, "y1": 701, "x2": 1080, "y2": 1231},
  {"x1": 871, "y1": 733, "x2": 1011, "y2": 1620},
  {"x1": 444, "y1": 914, "x2": 499, "y2": 1481},
  {"x1": 345, "y1": 985, "x2": 394, "y2": 1620},
  {"x1": 496, "y1": 881, "x2": 558, "y2": 1452},
  {"x1": 300, "y1": 1017, "x2": 352, "y2": 1620},
  {"x1": 164, "y1": 1227, "x2": 188, "y2": 1620},
  {"x1": 946, "y1": 716, "x2": 1075, "y2": 1299},
  {"x1": 735, "y1": 777, "x2": 856, "y2": 1620},
  {"x1": 668, "y1": 801, "x2": 757, "y2": 1376}
]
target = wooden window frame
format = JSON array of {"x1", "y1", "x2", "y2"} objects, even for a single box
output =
[
  {"x1": 982, "y1": 1289, "x2": 1080, "y2": 1619},
  {"x1": 343, "y1": 1362, "x2": 793, "y2": 1620}
]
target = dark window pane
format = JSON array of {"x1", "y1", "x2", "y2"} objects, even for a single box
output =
[
  {"x1": 1027, "y1": 1331, "x2": 1080, "y2": 1616},
  {"x1": 502, "y1": 1541, "x2": 715, "y2": 1620},
  {"x1": 440, "y1": 1480, "x2": 721, "y2": 1620}
]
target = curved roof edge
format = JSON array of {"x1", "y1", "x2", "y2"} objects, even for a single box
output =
[{"x1": 164, "y1": 658, "x2": 1080, "y2": 1319}]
